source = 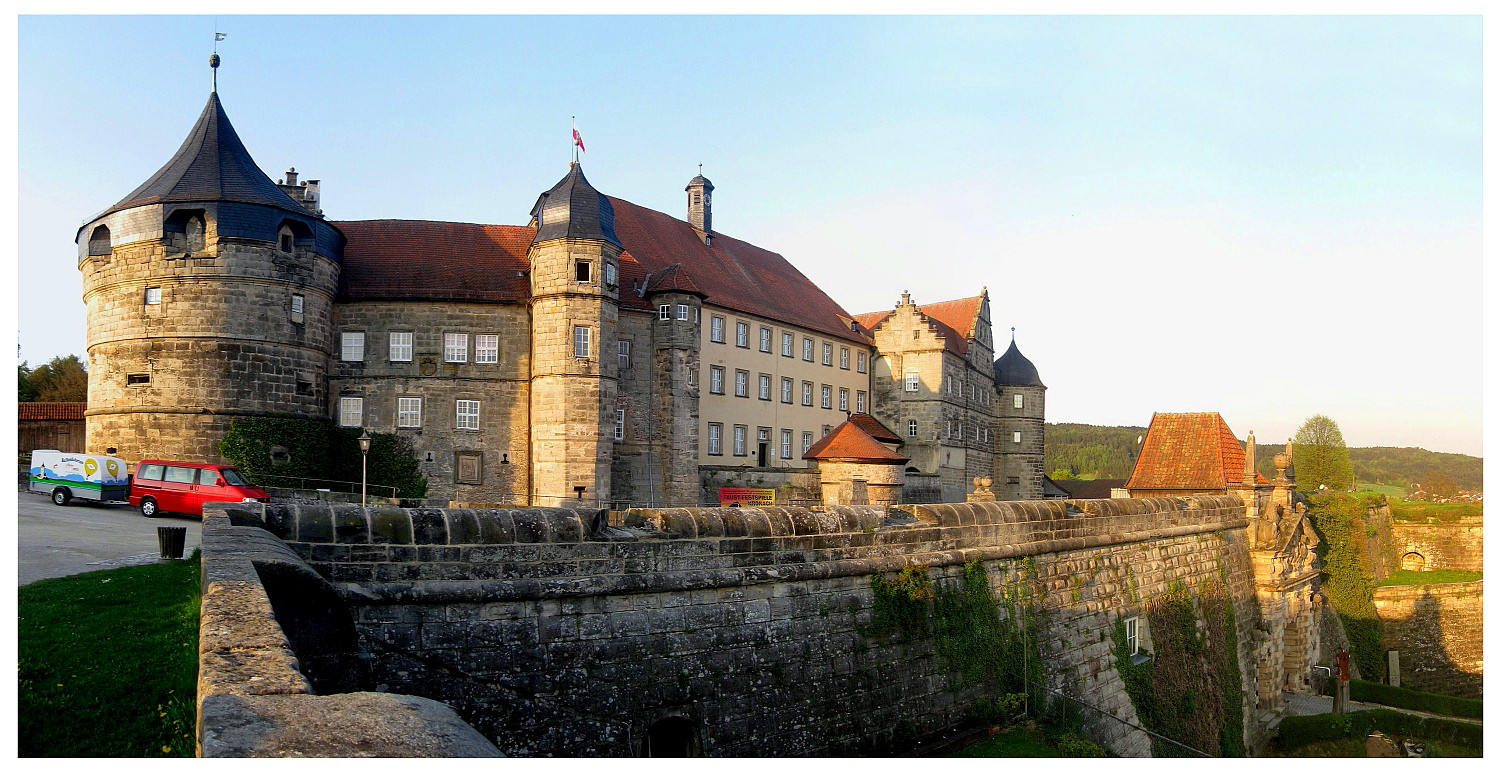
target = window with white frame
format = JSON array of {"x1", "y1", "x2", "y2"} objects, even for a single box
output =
[
  {"x1": 618, "y1": 340, "x2": 631, "y2": 371},
  {"x1": 604, "y1": 262, "x2": 617, "y2": 285},
  {"x1": 658, "y1": 304, "x2": 671, "y2": 321},
  {"x1": 389, "y1": 331, "x2": 413, "y2": 362},
  {"x1": 1013, "y1": 431, "x2": 1022, "y2": 444},
  {"x1": 801, "y1": 381, "x2": 814, "y2": 406},
  {"x1": 802, "y1": 337, "x2": 814, "y2": 361},
  {"x1": 290, "y1": 293, "x2": 304, "y2": 324},
  {"x1": 732, "y1": 425, "x2": 747, "y2": 456},
  {"x1": 758, "y1": 374, "x2": 772, "y2": 401},
  {"x1": 856, "y1": 391, "x2": 867, "y2": 413},
  {"x1": 145, "y1": 286, "x2": 162, "y2": 305},
  {"x1": 444, "y1": 333, "x2": 468, "y2": 363},
  {"x1": 735, "y1": 321, "x2": 750, "y2": 348},
  {"x1": 857, "y1": 351, "x2": 868, "y2": 373},
  {"x1": 1124, "y1": 616, "x2": 1147, "y2": 655},
  {"x1": 839, "y1": 387, "x2": 849, "y2": 411},
  {"x1": 759, "y1": 327, "x2": 772, "y2": 352},
  {"x1": 908, "y1": 420, "x2": 918, "y2": 438},
  {"x1": 735, "y1": 369, "x2": 749, "y2": 398},
  {"x1": 821, "y1": 384, "x2": 832, "y2": 409},
  {"x1": 707, "y1": 423, "x2": 723, "y2": 455},
  {"x1": 573, "y1": 326, "x2": 591, "y2": 358},
  {"x1": 782, "y1": 332, "x2": 794, "y2": 357},
  {"x1": 822, "y1": 424, "x2": 832, "y2": 437},
  {"x1": 614, "y1": 409, "x2": 626, "y2": 441},
  {"x1": 821, "y1": 342, "x2": 833, "y2": 366},
  {"x1": 780, "y1": 429, "x2": 792, "y2": 459},
  {"x1": 341, "y1": 332, "x2": 365, "y2": 362},
  {"x1": 710, "y1": 315, "x2": 725, "y2": 343},
  {"x1": 338, "y1": 396, "x2": 363, "y2": 427},
  {"x1": 802, "y1": 431, "x2": 813, "y2": 453},
  {"x1": 839, "y1": 347, "x2": 849, "y2": 369},
  {"x1": 455, "y1": 400, "x2": 480, "y2": 430},
  {"x1": 781, "y1": 377, "x2": 793, "y2": 404},
  {"x1": 905, "y1": 373, "x2": 920, "y2": 392},
  {"x1": 709, "y1": 366, "x2": 725, "y2": 394},
  {"x1": 945, "y1": 420, "x2": 952, "y2": 439},
  {"x1": 677, "y1": 304, "x2": 689, "y2": 321},
  {"x1": 397, "y1": 397, "x2": 422, "y2": 428},
  {"x1": 1014, "y1": 393, "x2": 1024, "y2": 409},
  {"x1": 475, "y1": 334, "x2": 499, "y2": 364}
]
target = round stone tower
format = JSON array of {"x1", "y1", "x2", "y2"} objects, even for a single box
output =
[
  {"x1": 644, "y1": 265, "x2": 705, "y2": 505},
  {"x1": 76, "y1": 67, "x2": 344, "y2": 466},
  {"x1": 527, "y1": 164, "x2": 621, "y2": 507},
  {"x1": 993, "y1": 331, "x2": 1046, "y2": 500}
]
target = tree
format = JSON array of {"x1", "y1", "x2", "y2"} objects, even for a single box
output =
[
  {"x1": 1049, "y1": 468, "x2": 1075, "y2": 481},
  {"x1": 18, "y1": 361, "x2": 37, "y2": 401},
  {"x1": 26, "y1": 355, "x2": 88, "y2": 402},
  {"x1": 1292, "y1": 414, "x2": 1355, "y2": 492},
  {"x1": 1419, "y1": 470, "x2": 1460, "y2": 500}
]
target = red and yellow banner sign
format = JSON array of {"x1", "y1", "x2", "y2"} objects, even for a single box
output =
[{"x1": 718, "y1": 488, "x2": 775, "y2": 507}]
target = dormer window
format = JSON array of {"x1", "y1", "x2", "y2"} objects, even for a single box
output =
[
  {"x1": 87, "y1": 225, "x2": 111, "y2": 257},
  {"x1": 280, "y1": 232, "x2": 293, "y2": 252},
  {"x1": 575, "y1": 260, "x2": 592, "y2": 283}
]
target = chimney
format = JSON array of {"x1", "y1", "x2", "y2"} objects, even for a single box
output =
[{"x1": 285, "y1": 167, "x2": 299, "y2": 186}]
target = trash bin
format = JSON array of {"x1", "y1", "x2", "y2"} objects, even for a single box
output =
[{"x1": 157, "y1": 526, "x2": 187, "y2": 559}]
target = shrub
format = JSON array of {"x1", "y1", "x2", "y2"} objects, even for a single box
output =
[
  {"x1": 1305, "y1": 492, "x2": 1385, "y2": 678},
  {"x1": 1277, "y1": 710, "x2": 1483, "y2": 752},
  {"x1": 1349, "y1": 679, "x2": 1482, "y2": 719},
  {"x1": 219, "y1": 417, "x2": 427, "y2": 499},
  {"x1": 1055, "y1": 731, "x2": 1108, "y2": 757}
]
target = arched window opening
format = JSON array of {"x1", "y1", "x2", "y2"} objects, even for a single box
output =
[
  {"x1": 279, "y1": 227, "x2": 294, "y2": 253},
  {"x1": 164, "y1": 209, "x2": 208, "y2": 253},
  {"x1": 642, "y1": 716, "x2": 698, "y2": 757},
  {"x1": 1400, "y1": 552, "x2": 1426, "y2": 572},
  {"x1": 87, "y1": 225, "x2": 111, "y2": 257}
]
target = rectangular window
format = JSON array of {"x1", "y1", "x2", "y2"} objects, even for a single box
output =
[
  {"x1": 821, "y1": 342, "x2": 833, "y2": 366},
  {"x1": 573, "y1": 326, "x2": 591, "y2": 358},
  {"x1": 801, "y1": 381, "x2": 813, "y2": 406},
  {"x1": 444, "y1": 333, "x2": 468, "y2": 363},
  {"x1": 821, "y1": 384, "x2": 832, "y2": 409},
  {"x1": 710, "y1": 365, "x2": 725, "y2": 394},
  {"x1": 341, "y1": 332, "x2": 365, "y2": 362},
  {"x1": 908, "y1": 420, "x2": 918, "y2": 438},
  {"x1": 735, "y1": 321, "x2": 750, "y2": 348},
  {"x1": 456, "y1": 452, "x2": 482, "y2": 485},
  {"x1": 708, "y1": 423, "x2": 723, "y2": 455},
  {"x1": 710, "y1": 315, "x2": 725, "y2": 343},
  {"x1": 781, "y1": 377, "x2": 793, "y2": 404},
  {"x1": 857, "y1": 351, "x2": 868, "y2": 373},
  {"x1": 781, "y1": 332, "x2": 794, "y2": 357},
  {"x1": 614, "y1": 409, "x2": 626, "y2": 441},
  {"x1": 956, "y1": 423, "x2": 963, "y2": 441},
  {"x1": 856, "y1": 390, "x2": 867, "y2": 413},
  {"x1": 802, "y1": 337, "x2": 814, "y2": 361},
  {"x1": 1013, "y1": 431, "x2": 1022, "y2": 444},
  {"x1": 139, "y1": 464, "x2": 164, "y2": 481},
  {"x1": 455, "y1": 399, "x2": 480, "y2": 430},
  {"x1": 838, "y1": 387, "x2": 849, "y2": 411},
  {"x1": 165, "y1": 466, "x2": 197, "y2": 485},
  {"x1": 758, "y1": 373, "x2": 772, "y2": 401},
  {"x1": 839, "y1": 347, "x2": 849, "y2": 369},
  {"x1": 475, "y1": 334, "x2": 499, "y2": 364},
  {"x1": 1125, "y1": 616, "x2": 1141, "y2": 655},
  {"x1": 617, "y1": 340, "x2": 631, "y2": 371},
  {"x1": 397, "y1": 397, "x2": 422, "y2": 428},
  {"x1": 905, "y1": 373, "x2": 920, "y2": 392},
  {"x1": 676, "y1": 304, "x2": 689, "y2": 321},
  {"x1": 733, "y1": 425, "x2": 748, "y2": 456},
  {"x1": 957, "y1": 378, "x2": 964, "y2": 396},
  {"x1": 734, "y1": 369, "x2": 749, "y2": 398},
  {"x1": 759, "y1": 326, "x2": 772, "y2": 353},
  {"x1": 659, "y1": 304, "x2": 671, "y2": 321},
  {"x1": 802, "y1": 431, "x2": 813, "y2": 454},
  {"x1": 144, "y1": 286, "x2": 161, "y2": 305},
  {"x1": 389, "y1": 331, "x2": 413, "y2": 362},
  {"x1": 604, "y1": 262, "x2": 617, "y2": 285},
  {"x1": 575, "y1": 260, "x2": 591, "y2": 282},
  {"x1": 290, "y1": 293, "x2": 304, "y2": 324},
  {"x1": 1014, "y1": 393, "x2": 1024, "y2": 409},
  {"x1": 780, "y1": 429, "x2": 792, "y2": 459},
  {"x1": 338, "y1": 396, "x2": 363, "y2": 427},
  {"x1": 945, "y1": 420, "x2": 952, "y2": 439},
  {"x1": 126, "y1": 373, "x2": 150, "y2": 386}
]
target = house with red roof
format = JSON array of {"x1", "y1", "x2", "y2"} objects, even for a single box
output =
[{"x1": 1125, "y1": 412, "x2": 1270, "y2": 499}]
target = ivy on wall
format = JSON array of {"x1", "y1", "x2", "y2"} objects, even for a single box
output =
[
  {"x1": 1305, "y1": 492, "x2": 1386, "y2": 679},
  {"x1": 218, "y1": 418, "x2": 427, "y2": 498}
]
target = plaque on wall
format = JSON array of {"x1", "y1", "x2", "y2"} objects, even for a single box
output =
[{"x1": 420, "y1": 356, "x2": 438, "y2": 376}]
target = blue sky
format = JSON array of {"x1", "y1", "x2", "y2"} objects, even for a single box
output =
[{"x1": 15, "y1": 14, "x2": 1483, "y2": 456}]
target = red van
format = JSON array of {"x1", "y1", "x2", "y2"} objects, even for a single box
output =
[{"x1": 128, "y1": 460, "x2": 270, "y2": 517}]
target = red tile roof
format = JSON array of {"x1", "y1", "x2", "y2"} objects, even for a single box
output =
[
  {"x1": 334, "y1": 220, "x2": 534, "y2": 302},
  {"x1": 18, "y1": 402, "x2": 86, "y2": 421},
  {"x1": 643, "y1": 263, "x2": 705, "y2": 298},
  {"x1": 847, "y1": 413, "x2": 902, "y2": 444},
  {"x1": 855, "y1": 294, "x2": 984, "y2": 355},
  {"x1": 1125, "y1": 412, "x2": 1269, "y2": 491},
  {"x1": 802, "y1": 420, "x2": 909, "y2": 463}
]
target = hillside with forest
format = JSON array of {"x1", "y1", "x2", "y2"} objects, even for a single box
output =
[{"x1": 1045, "y1": 423, "x2": 1482, "y2": 489}]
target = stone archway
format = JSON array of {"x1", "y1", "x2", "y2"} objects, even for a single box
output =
[
  {"x1": 1400, "y1": 552, "x2": 1426, "y2": 572},
  {"x1": 642, "y1": 716, "x2": 699, "y2": 757}
]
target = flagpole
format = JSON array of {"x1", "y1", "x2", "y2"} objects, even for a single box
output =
[{"x1": 572, "y1": 116, "x2": 577, "y2": 166}]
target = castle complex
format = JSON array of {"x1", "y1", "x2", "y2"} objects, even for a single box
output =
[{"x1": 76, "y1": 63, "x2": 1046, "y2": 506}]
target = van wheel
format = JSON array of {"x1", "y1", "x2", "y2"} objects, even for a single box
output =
[
  {"x1": 51, "y1": 488, "x2": 71, "y2": 506},
  {"x1": 140, "y1": 497, "x2": 159, "y2": 518}
]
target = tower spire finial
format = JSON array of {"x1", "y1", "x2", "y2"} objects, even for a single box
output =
[
  {"x1": 210, "y1": 29, "x2": 226, "y2": 93},
  {"x1": 1010, "y1": 326, "x2": 1016, "y2": 342}
]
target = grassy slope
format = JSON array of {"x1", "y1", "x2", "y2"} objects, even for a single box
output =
[
  {"x1": 1377, "y1": 569, "x2": 1483, "y2": 587},
  {"x1": 18, "y1": 555, "x2": 200, "y2": 757},
  {"x1": 950, "y1": 724, "x2": 1065, "y2": 757}
]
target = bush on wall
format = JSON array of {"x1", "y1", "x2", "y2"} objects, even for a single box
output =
[
  {"x1": 1305, "y1": 492, "x2": 1385, "y2": 679},
  {"x1": 218, "y1": 417, "x2": 427, "y2": 499}
]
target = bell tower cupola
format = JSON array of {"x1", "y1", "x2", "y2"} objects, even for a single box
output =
[{"x1": 686, "y1": 166, "x2": 713, "y2": 241}]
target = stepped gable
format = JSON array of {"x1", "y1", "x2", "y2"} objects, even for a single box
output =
[
  {"x1": 18, "y1": 402, "x2": 86, "y2": 421},
  {"x1": 334, "y1": 220, "x2": 534, "y2": 302},
  {"x1": 97, "y1": 93, "x2": 308, "y2": 221},
  {"x1": 853, "y1": 295, "x2": 981, "y2": 355},
  {"x1": 1126, "y1": 412, "x2": 1269, "y2": 491},
  {"x1": 847, "y1": 412, "x2": 902, "y2": 444},
  {"x1": 802, "y1": 420, "x2": 909, "y2": 463},
  {"x1": 609, "y1": 197, "x2": 870, "y2": 344}
]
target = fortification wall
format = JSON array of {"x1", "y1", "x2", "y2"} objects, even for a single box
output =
[
  {"x1": 1372, "y1": 581, "x2": 1483, "y2": 698},
  {"x1": 1390, "y1": 518, "x2": 1482, "y2": 572},
  {"x1": 211, "y1": 495, "x2": 1264, "y2": 757}
]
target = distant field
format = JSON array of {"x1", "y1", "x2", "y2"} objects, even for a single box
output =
[
  {"x1": 1377, "y1": 569, "x2": 1482, "y2": 587},
  {"x1": 1353, "y1": 483, "x2": 1405, "y2": 497},
  {"x1": 1388, "y1": 498, "x2": 1483, "y2": 522}
]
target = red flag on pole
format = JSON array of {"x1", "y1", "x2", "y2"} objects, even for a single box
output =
[{"x1": 573, "y1": 128, "x2": 585, "y2": 153}]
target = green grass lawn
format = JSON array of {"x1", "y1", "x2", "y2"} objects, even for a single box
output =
[
  {"x1": 1388, "y1": 498, "x2": 1483, "y2": 522},
  {"x1": 1377, "y1": 569, "x2": 1483, "y2": 587},
  {"x1": 1353, "y1": 483, "x2": 1406, "y2": 498},
  {"x1": 18, "y1": 554, "x2": 200, "y2": 757},
  {"x1": 950, "y1": 723, "x2": 1064, "y2": 757}
]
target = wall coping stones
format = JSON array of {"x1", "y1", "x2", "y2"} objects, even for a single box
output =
[{"x1": 1373, "y1": 581, "x2": 1484, "y2": 601}]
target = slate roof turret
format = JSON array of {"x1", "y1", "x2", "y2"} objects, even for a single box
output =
[
  {"x1": 530, "y1": 164, "x2": 622, "y2": 248},
  {"x1": 994, "y1": 335, "x2": 1045, "y2": 388}
]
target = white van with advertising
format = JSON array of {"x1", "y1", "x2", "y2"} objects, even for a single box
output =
[{"x1": 28, "y1": 450, "x2": 131, "y2": 506}]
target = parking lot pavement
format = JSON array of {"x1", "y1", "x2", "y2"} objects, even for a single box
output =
[{"x1": 16, "y1": 487, "x2": 202, "y2": 586}]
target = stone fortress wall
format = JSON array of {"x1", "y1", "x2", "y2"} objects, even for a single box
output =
[
  {"x1": 1374, "y1": 513, "x2": 1483, "y2": 697},
  {"x1": 197, "y1": 494, "x2": 1313, "y2": 757}
]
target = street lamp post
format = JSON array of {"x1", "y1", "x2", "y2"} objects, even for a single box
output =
[{"x1": 358, "y1": 431, "x2": 372, "y2": 508}]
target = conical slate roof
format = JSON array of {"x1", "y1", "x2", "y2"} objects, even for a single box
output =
[
  {"x1": 530, "y1": 164, "x2": 621, "y2": 248},
  {"x1": 994, "y1": 337, "x2": 1045, "y2": 388},
  {"x1": 99, "y1": 93, "x2": 307, "y2": 220}
]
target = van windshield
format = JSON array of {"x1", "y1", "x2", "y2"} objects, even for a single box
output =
[{"x1": 219, "y1": 468, "x2": 251, "y2": 486}]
